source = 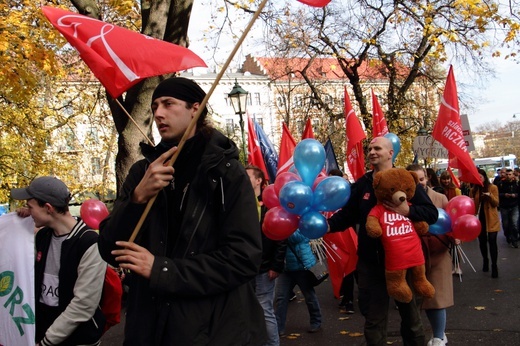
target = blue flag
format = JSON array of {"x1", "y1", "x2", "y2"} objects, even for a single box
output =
[
  {"x1": 324, "y1": 138, "x2": 340, "y2": 174},
  {"x1": 254, "y1": 120, "x2": 279, "y2": 183}
]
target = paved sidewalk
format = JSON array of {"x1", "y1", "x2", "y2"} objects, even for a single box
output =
[{"x1": 101, "y1": 232, "x2": 520, "y2": 345}]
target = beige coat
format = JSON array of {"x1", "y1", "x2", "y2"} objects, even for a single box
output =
[
  {"x1": 470, "y1": 184, "x2": 500, "y2": 233},
  {"x1": 421, "y1": 187, "x2": 454, "y2": 310}
]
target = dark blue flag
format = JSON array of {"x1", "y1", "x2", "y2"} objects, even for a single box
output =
[
  {"x1": 254, "y1": 120, "x2": 279, "y2": 183},
  {"x1": 324, "y1": 138, "x2": 340, "y2": 174}
]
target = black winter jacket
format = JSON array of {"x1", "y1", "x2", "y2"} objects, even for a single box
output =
[
  {"x1": 328, "y1": 171, "x2": 438, "y2": 267},
  {"x1": 98, "y1": 129, "x2": 266, "y2": 345}
]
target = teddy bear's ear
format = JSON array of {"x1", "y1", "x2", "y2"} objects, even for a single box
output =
[
  {"x1": 373, "y1": 171, "x2": 383, "y2": 188},
  {"x1": 408, "y1": 170, "x2": 419, "y2": 185}
]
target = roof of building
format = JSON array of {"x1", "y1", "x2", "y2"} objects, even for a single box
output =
[{"x1": 241, "y1": 54, "x2": 408, "y2": 82}]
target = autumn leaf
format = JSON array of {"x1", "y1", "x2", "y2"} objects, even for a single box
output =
[
  {"x1": 474, "y1": 306, "x2": 486, "y2": 310},
  {"x1": 349, "y1": 332, "x2": 363, "y2": 337},
  {"x1": 339, "y1": 330, "x2": 349, "y2": 335},
  {"x1": 338, "y1": 316, "x2": 351, "y2": 321}
]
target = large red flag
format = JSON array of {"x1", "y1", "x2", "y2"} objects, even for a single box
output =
[
  {"x1": 277, "y1": 123, "x2": 297, "y2": 175},
  {"x1": 302, "y1": 118, "x2": 315, "y2": 139},
  {"x1": 42, "y1": 6, "x2": 206, "y2": 98},
  {"x1": 297, "y1": 0, "x2": 331, "y2": 7},
  {"x1": 371, "y1": 89, "x2": 389, "y2": 137},
  {"x1": 345, "y1": 87, "x2": 366, "y2": 181},
  {"x1": 247, "y1": 115, "x2": 269, "y2": 179},
  {"x1": 432, "y1": 66, "x2": 482, "y2": 186}
]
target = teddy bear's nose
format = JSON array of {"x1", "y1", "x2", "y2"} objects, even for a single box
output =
[{"x1": 399, "y1": 196, "x2": 406, "y2": 202}]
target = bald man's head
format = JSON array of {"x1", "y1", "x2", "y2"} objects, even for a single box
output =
[{"x1": 368, "y1": 136, "x2": 394, "y2": 172}]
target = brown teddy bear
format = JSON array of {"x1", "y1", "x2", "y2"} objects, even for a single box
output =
[{"x1": 366, "y1": 168, "x2": 435, "y2": 303}]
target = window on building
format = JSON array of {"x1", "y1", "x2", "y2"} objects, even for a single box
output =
[
  {"x1": 65, "y1": 130, "x2": 76, "y2": 151},
  {"x1": 277, "y1": 96, "x2": 286, "y2": 107},
  {"x1": 254, "y1": 92, "x2": 261, "y2": 105},
  {"x1": 323, "y1": 94, "x2": 334, "y2": 106},
  {"x1": 87, "y1": 127, "x2": 99, "y2": 144},
  {"x1": 91, "y1": 157, "x2": 102, "y2": 175},
  {"x1": 226, "y1": 119, "x2": 235, "y2": 136},
  {"x1": 256, "y1": 117, "x2": 264, "y2": 128},
  {"x1": 247, "y1": 93, "x2": 252, "y2": 106},
  {"x1": 294, "y1": 95, "x2": 303, "y2": 107}
]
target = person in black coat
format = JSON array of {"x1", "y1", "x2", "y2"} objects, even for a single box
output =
[{"x1": 98, "y1": 77, "x2": 266, "y2": 345}]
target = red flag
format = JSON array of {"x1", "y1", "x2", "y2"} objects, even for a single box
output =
[
  {"x1": 297, "y1": 0, "x2": 331, "y2": 7},
  {"x1": 42, "y1": 6, "x2": 206, "y2": 98},
  {"x1": 432, "y1": 66, "x2": 482, "y2": 186},
  {"x1": 371, "y1": 89, "x2": 389, "y2": 137},
  {"x1": 345, "y1": 87, "x2": 366, "y2": 181},
  {"x1": 277, "y1": 123, "x2": 297, "y2": 175},
  {"x1": 302, "y1": 118, "x2": 315, "y2": 139},
  {"x1": 247, "y1": 115, "x2": 269, "y2": 179}
]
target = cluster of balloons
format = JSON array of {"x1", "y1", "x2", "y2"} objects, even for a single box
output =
[
  {"x1": 261, "y1": 139, "x2": 351, "y2": 240},
  {"x1": 429, "y1": 195, "x2": 481, "y2": 242},
  {"x1": 80, "y1": 199, "x2": 109, "y2": 230}
]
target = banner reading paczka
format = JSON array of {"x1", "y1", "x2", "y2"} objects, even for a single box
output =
[{"x1": 0, "y1": 213, "x2": 36, "y2": 345}]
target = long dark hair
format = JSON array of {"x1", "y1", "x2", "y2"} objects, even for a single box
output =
[{"x1": 474, "y1": 168, "x2": 490, "y2": 193}]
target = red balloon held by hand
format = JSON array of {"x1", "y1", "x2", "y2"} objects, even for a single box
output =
[{"x1": 80, "y1": 199, "x2": 109, "y2": 230}]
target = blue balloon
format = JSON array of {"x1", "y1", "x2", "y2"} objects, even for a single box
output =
[
  {"x1": 384, "y1": 132, "x2": 401, "y2": 163},
  {"x1": 293, "y1": 139, "x2": 326, "y2": 187},
  {"x1": 279, "y1": 181, "x2": 313, "y2": 215},
  {"x1": 312, "y1": 177, "x2": 351, "y2": 211},
  {"x1": 429, "y1": 208, "x2": 451, "y2": 235},
  {"x1": 299, "y1": 211, "x2": 328, "y2": 239}
]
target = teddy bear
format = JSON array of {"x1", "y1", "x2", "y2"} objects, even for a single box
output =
[{"x1": 365, "y1": 168, "x2": 435, "y2": 303}]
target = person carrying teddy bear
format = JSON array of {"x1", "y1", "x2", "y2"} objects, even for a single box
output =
[{"x1": 328, "y1": 136, "x2": 438, "y2": 346}]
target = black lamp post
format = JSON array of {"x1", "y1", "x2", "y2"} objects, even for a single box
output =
[{"x1": 228, "y1": 79, "x2": 248, "y2": 163}]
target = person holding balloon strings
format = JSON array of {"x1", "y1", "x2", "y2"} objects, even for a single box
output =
[
  {"x1": 328, "y1": 136, "x2": 439, "y2": 346},
  {"x1": 470, "y1": 168, "x2": 501, "y2": 278},
  {"x1": 12, "y1": 176, "x2": 107, "y2": 346},
  {"x1": 406, "y1": 164, "x2": 455, "y2": 346}
]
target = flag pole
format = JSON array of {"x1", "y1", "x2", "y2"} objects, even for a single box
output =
[
  {"x1": 128, "y1": 0, "x2": 269, "y2": 242},
  {"x1": 114, "y1": 98, "x2": 155, "y2": 146}
]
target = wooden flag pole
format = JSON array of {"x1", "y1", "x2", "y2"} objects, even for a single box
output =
[
  {"x1": 114, "y1": 98, "x2": 155, "y2": 146},
  {"x1": 128, "y1": 0, "x2": 269, "y2": 242}
]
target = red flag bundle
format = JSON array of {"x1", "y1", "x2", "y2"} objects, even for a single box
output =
[
  {"x1": 247, "y1": 114, "x2": 269, "y2": 179},
  {"x1": 42, "y1": 6, "x2": 207, "y2": 98},
  {"x1": 297, "y1": 0, "x2": 331, "y2": 7},
  {"x1": 371, "y1": 89, "x2": 389, "y2": 137},
  {"x1": 432, "y1": 66, "x2": 482, "y2": 186},
  {"x1": 302, "y1": 118, "x2": 315, "y2": 139},
  {"x1": 345, "y1": 87, "x2": 366, "y2": 181},
  {"x1": 277, "y1": 123, "x2": 297, "y2": 175}
]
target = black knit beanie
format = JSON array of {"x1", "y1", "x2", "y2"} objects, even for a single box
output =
[{"x1": 152, "y1": 77, "x2": 206, "y2": 105}]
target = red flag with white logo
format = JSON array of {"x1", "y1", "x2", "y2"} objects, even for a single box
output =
[
  {"x1": 371, "y1": 89, "x2": 389, "y2": 137},
  {"x1": 432, "y1": 66, "x2": 482, "y2": 186},
  {"x1": 277, "y1": 123, "x2": 297, "y2": 175},
  {"x1": 42, "y1": 6, "x2": 206, "y2": 98},
  {"x1": 345, "y1": 87, "x2": 366, "y2": 181},
  {"x1": 247, "y1": 114, "x2": 269, "y2": 179}
]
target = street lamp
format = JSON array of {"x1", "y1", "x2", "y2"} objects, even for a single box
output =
[
  {"x1": 417, "y1": 127, "x2": 429, "y2": 136},
  {"x1": 228, "y1": 79, "x2": 248, "y2": 163}
]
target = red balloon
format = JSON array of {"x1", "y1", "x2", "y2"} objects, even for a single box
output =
[
  {"x1": 262, "y1": 206, "x2": 299, "y2": 240},
  {"x1": 446, "y1": 195, "x2": 475, "y2": 224},
  {"x1": 80, "y1": 199, "x2": 109, "y2": 230},
  {"x1": 262, "y1": 184, "x2": 280, "y2": 209},
  {"x1": 452, "y1": 214, "x2": 481, "y2": 242},
  {"x1": 274, "y1": 172, "x2": 300, "y2": 196}
]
